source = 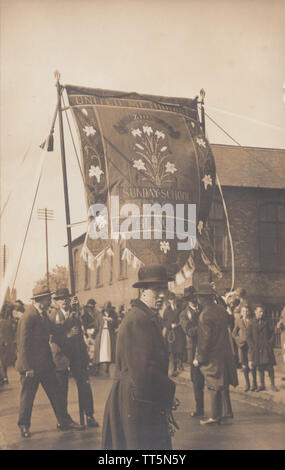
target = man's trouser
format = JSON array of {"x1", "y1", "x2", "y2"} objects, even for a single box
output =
[
  {"x1": 18, "y1": 369, "x2": 69, "y2": 427},
  {"x1": 70, "y1": 365, "x2": 94, "y2": 417},
  {"x1": 257, "y1": 365, "x2": 276, "y2": 388},
  {"x1": 56, "y1": 369, "x2": 70, "y2": 418},
  {"x1": 191, "y1": 365, "x2": 205, "y2": 414}
]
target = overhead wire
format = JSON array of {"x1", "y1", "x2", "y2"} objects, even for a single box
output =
[{"x1": 0, "y1": 144, "x2": 32, "y2": 220}]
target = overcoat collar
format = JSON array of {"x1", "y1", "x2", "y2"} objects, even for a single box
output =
[
  {"x1": 255, "y1": 317, "x2": 267, "y2": 332},
  {"x1": 133, "y1": 298, "x2": 168, "y2": 352},
  {"x1": 132, "y1": 298, "x2": 157, "y2": 319}
]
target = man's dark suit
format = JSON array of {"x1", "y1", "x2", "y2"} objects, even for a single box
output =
[
  {"x1": 15, "y1": 305, "x2": 69, "y2": 428},
  {"x1": 180, "y1": 306, "x2": 204, "y2": 415},
  {"x1": 49, "y1": 307, "x2": 94, "y2": 418}
]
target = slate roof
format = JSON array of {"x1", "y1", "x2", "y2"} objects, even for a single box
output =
[{"x1": 211, "y1": 144, "x2": 285, "y2": 189}]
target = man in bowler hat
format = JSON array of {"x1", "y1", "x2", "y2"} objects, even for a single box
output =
[
  {"x1": 16, "y1": 286, "x2": 82, "y2": 438},
  {"x1": 102, "y1": 264, "x2": 176, "y2": 450},
  {"x1": 195, "y1": 284, "x2": 238, "y2": 425},
  {"x1": 49, "y1": 288, "x2": 99, "y2": 427},
  {"x1": 180, "y1": 286, "x2": 205, "y2": 417}
]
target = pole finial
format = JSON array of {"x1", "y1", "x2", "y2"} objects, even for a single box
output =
[
  {"x1": 54, "y1": 70, "x2": 61, "y2": 84},
  {"x1": 200, "y1": 88, "x2": 206, "y2": 101}
]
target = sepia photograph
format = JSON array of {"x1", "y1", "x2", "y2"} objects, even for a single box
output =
[{"x1": 0, "y1": 0, "x2": 285, "y2": 454}]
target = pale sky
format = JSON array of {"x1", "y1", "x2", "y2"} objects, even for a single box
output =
[{"x1": 1, "y1": 0, "x2": 285, "y2": 302}]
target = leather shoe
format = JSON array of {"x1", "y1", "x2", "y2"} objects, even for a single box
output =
[
  {"x1": 19, "y1": 425, "x2": 31, "y2": 438},
  {"x1": 68, "y1": 421, "x2": 85, "y2": 430},
  {"x1": 191, "y1": 411, "x2": 204, "y2": 418},
  {"x1": 200, "y1": 418, "x2": 221, "y2": 425},
  {"x1": 57, "y1": 421, "x2": 85, "y2": 431},
  {"x1": 256, "y1": 386, "x2": 266, "y2": 392},
  {"x1": 86, "y1": 416, "x2": 99, "y2": 428}
]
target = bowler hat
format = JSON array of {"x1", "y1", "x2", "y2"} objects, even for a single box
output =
[
  {"x1": 31, "y1": 285, "x2": 51, "y2": 300},
  {"x1": 15, "y1": 300, "x2": 25, "y2": 312},
  {"x1": 183, "y1": 286, "x2": 197, "y2": 300},
  {"x1": 53, "y1": 287, "x2": 71, "y2": 300},
  {"x1": 86, "y1": 298, "x2": 96, "y2": 307},
  {"x1": 132, "y1": 264, "x2": 174, "y2": 288},
  {"x1": 196, "y1": 284, "x2": 214, "y2": 296}
]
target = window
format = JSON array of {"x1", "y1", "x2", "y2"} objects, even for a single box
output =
[
  {"x1": 259, "y1": 203, "x2": 285, "y2": 270},
  {"x1": 109, "y1": 253, "x2": 114, "y2": 284},
  {"x1": 73, "y1": 249, "x2": 79, "y2": 292},
  {"x1": 84, "y1": 261, "x2": 90, "y2": 289},
  {"x1": 119, "y1": 244, "x2": 128, "y2": 280},
  {"x1": 95, "y1": 264, "x2": 102, "y2": 287},
  {"x1": 208, "y1": 200, "x2": 229, "y2": 269}
]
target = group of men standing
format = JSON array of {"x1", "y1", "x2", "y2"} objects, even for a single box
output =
[
  {"x1": 102, "y1": 265, "x2": 238, "y2": 450},
  {"x1": 175, "y1": 283, "x2": 237, "y2": 424},
  {"x1": 16, "y1": 286, "x2": 99, "y2": 438},
  {"x1": 11, "y1": 262, "x2": 282, "y2": 449}
]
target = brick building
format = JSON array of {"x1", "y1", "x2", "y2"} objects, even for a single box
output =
[{"x1": 71, "y1": 144, "x2": 285, "y2": 312}]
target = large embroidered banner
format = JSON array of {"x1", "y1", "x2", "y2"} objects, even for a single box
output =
[{"x1": 66, "y1": 85, "x2": 216, "y2": 278}]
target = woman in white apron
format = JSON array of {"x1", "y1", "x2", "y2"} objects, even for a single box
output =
[{"x1": 94, "y1": 303, "x2": 118, "y2": 375}]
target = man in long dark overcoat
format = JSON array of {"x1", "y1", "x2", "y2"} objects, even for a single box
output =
[
  {"x1": 179, "y1": 286, "x2": 205, "y2": 417},
  {"x1": 15, "y1": 287, "x2": 82, "y2": 438},
  {"x1": 277, "y1": 306, "x2": 285, "y2": 380},
  {"x1": 196, "y1": 284, "x2": 238, "y2": 425},
  {"x1": 102, "y1": 265, "x2": 176, "y2": 450},
  {"x1": 247, "y1": 304, "x2": 278, "y2": 391},
  {"x1": 162, "y1": 292, "x2": 186, "y2": 376},
  {"x1": 0, "y1": 302, "x2": 15, "y2": 385}
]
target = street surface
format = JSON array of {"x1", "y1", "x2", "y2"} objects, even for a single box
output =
[{"x1": 0, "y1": 367, "x2": 284, "y2": 450}]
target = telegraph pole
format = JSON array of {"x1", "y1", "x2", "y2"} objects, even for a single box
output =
[{"x1": 37, "y1": 208, "x2": 54, "y2": 290}]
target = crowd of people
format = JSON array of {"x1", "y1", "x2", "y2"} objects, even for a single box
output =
[{"x1": 0, "y1": 270, "x2": 284, "y2": 448}]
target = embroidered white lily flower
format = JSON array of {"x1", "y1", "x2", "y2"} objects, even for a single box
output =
[
  {"x1": 202, "y1": 174, "x2": 213, "y2": 190},
  {"x1": 155, "y1": 130, "x2": 165, "y2": 140},
  {"x1": 165, "y1": 162, "x2": 177, "y2": 174},
  {"x1": 83, "y1": 125, "x2": 96, "y2": 137},
  {"x1": 198, "y1": 220, "x2": 204, "y2": 235},
  {"x1": 81, "y1": 108, "x2": 88, "y2": 116},
  {"x1": 160, "y1": 240, "x2": 170, "y2": 254},
  {"x1": 160, "y1": 146, "x2": 168, "y2": 152},
  {"x1": 191, "y1": 121, "x2": 195, "y2": 128},
  {"x1": 95, "y1": 214, "x2": 107, "y2": 230},
  {"x1": 133, "y1": 159, "x2": 146, "y2": 171},
  {"x1": 131, "y1": 128, "x2": 142, "y2": 137},
  {"x1": 196, "y1": 137, "x2": 206, "y2": 148},
  {"x1": 106, "y1": 247, "x2": 114, "y2": 256},
  {"x1": 89, "y1": 165, "x2": 104, "y2": 182},
  {"x1": 143, "y1": 125, "x2": 153, "y2": 136},
  {"x1": 135, "y1": 143, "x2": 144, "y2": 150}
]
